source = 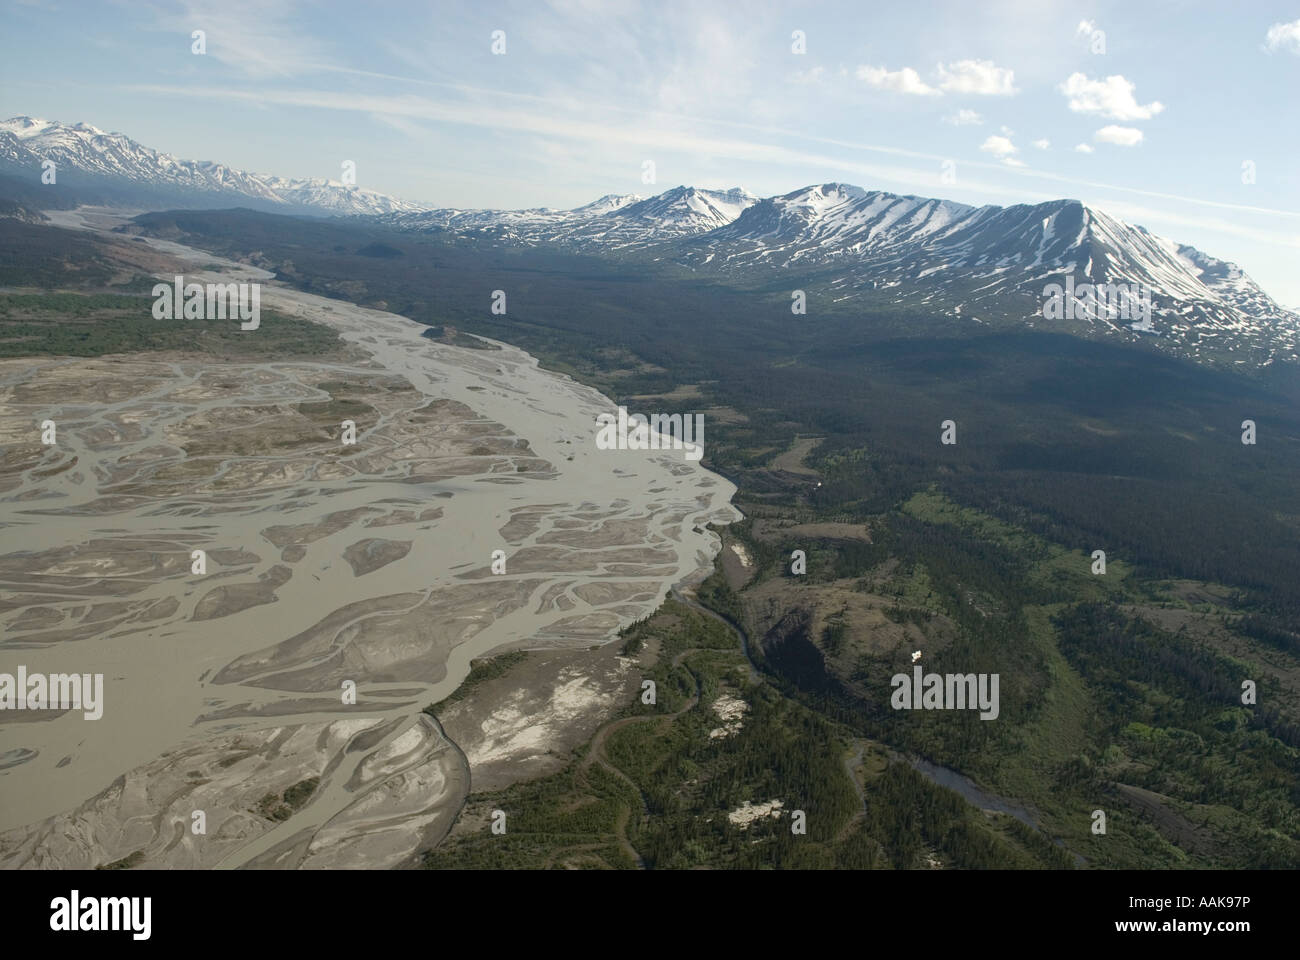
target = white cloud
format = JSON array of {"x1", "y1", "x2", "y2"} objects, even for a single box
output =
[
  {"x1": 1094, "y1": 125, "x2": 1144, "y2": 146},
  {"x1": 1032, "y1": 138, "x2": 1050, "y2": 149},
  {"x1": 1264, "y1": 19, "x2": 1300, "y2": 53},
  {"x1": 1076, "y1": 20, "x2": 1096, "y2": 37},
  {"x1": 979, "y1": 134, "x2": 1017, "y2": 158},
  {"x1": 944, "y1": 109, "x2": 983, "y2": 125},
  {"x1": 1074, "y1": 143, "x2": 1095, "y2": 154},
  {"x1": 856, "y1": 64, "x2": 940, "y2": 96},
  {"x1": 1000, "y1": 124, "x2": 1014, "y2": 136},
  {"x1": 935, "y1": 59, "x2": 1018, "y2": 95},
  {"x1": 1002, "y1": 157, "x2": 1026, "y2": 167},
  {"x1": 857, "y1": 59, "x2": 1017, "y2": 98},
  {"x1": 1059, "y1": 73, "x2": 1164, "y2": 121}
]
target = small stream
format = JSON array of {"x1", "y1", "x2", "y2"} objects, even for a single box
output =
[
  {"x1": 907, "y1": 757, "x2": 1039, "y2": 829},
  {"x1": 906, "y1": 756, "x2": 1086, "y2": 865}
]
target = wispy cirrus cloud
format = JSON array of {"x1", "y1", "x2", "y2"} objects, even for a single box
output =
[
  {"x1": 789, "y1": 66, "x2": 827, "y2": 84},
  {"x1": 140, "y1": 0, "x2": 339, "y2": 79},
  {"x1": 124, "y1": 82, "x2": 1027, "y2": 201},
  {"x1": 123, "y1": 80, "x2": 1300, "y2": 228}
]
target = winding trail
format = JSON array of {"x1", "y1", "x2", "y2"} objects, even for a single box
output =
[
  {"x1": 835, "y1": 740, "x2": 869, "y2": 845},
  {"x1": 671, "y1": 589, "x2": 760, "y2": 675},
  {"x1": 576, "y1": 644, "x2": 706, "y2": 869},
  {"x1": 571, "y1": 590, "x2": 757, "y2": 868}
]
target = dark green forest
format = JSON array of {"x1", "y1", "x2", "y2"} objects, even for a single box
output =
[{"x1": 123, "y1": 207, "x2": 1300, "y2": 869}]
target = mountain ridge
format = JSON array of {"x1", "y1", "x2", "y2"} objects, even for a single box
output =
[
  {"x1": 0, "y1": 116, "x2": 423, "y2": 216},
  {"x1": 2, "y1": 116, "x2": 1295, "y2": 366},
  {"x1": 386, "y1": 179, "x2": 1298, "y2": 364}
]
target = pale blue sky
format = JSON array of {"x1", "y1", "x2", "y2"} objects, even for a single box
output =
[{"x1": 3, "y1": 0, "x2": 1299, "y2": 305}]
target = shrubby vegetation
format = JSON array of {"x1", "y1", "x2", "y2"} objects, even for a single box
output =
[
  {"x1": 0, "y1": 292, "x2": 341, "y2": 358},
  {"x1": 425, "y1": 651, "x2": 528, "y2": 711}
]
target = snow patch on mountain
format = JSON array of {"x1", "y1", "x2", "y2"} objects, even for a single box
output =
[{"x1": 0, "y1": 116, "x2": 425, "y2": 216}]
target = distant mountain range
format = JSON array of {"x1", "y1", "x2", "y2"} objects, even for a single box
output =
[
  {"x1": 3, "y1": 116, "x2": 1296, "y2": 366},
  {"x1": 0, "y1": 117, "x2": 422, "y2": 216}
]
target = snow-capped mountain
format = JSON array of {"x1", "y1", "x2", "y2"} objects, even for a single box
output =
[
  {"x1": 681, "y1": 184, "x2": 1299, "y2": 362},
  {"x1": 0, "y1": 117, "x2": 425, "y2": 216},
  {"x1": 702, "y1": 183, "x2": 977, "y2": 258},
  {"x1": 383, "y1": 185, "x2": 759, "y2": 249},
  {"x1": 617, "y1": 186, "x2": 759, "y2": 235},
  {"x1": 381, "y1": 179, "x2": 1297, "y2": 364}
]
